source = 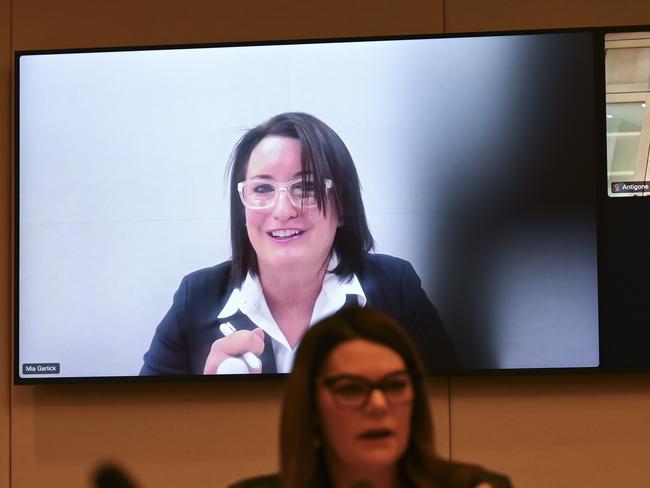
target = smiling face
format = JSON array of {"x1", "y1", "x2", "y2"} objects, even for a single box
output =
[
  {"x1": 317, "y1": 339, "x2": 413, "y2": 475},
  {"x1": 244, "y1": 136, "x2": 339, "y2": 275}
]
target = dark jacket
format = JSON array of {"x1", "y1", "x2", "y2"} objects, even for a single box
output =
[
  {"x1": 140, "y1": 253, "x2": 460, "y2": 375},
  {"x1": 228, "y1": 461, "x2": 513, "y2": 488}
]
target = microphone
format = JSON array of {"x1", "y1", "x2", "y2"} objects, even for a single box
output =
[
  {"x1": 93, "y1": 464, "x2": 138, "y2": 488},
  {"x1": 352, "y1": 481, "x2": 374, "y2": 488}
]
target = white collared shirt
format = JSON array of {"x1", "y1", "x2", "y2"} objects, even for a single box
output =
[{"x1": 217, "y1": 255, "x2": 366, "y2": 373}]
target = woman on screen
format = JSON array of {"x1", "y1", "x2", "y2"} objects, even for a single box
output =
[
  {"x1": 140, "y1": 112, "x2": 459, "y2": 375},
  {"x1": 229, "y1": 306, "x2": 510, "y2": 488}
]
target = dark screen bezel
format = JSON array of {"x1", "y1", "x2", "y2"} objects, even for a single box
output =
[{"x1": 13, "y1": 24, "x2": 650, "y2": 385}]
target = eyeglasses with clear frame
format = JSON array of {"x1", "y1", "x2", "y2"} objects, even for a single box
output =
[
  {"x1": 320, "y1": 371, "x2": 415, "y2": 409},
  {"x1": 237, "y1": 178, "x2": 333, "y2": 210}
]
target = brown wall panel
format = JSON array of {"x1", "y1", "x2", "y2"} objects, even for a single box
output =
[
  {"x1": 13, "y1": 0, "x2": 444, "y2": 50},
  {"x1": 9, "y1": 379, "x2": 449, "y2": 487},
  {"x1": 428, "y1": 378, "x2": 452, "y2": 459},
  {"x1": 450, "y1": 375, "x2": 650, "y2": 488},
  {"x1": 446, "y1": 0, "x2": 650, "y2": 32},
  {"x1": 11, "y1": 382, "x2": 283, "y2": 487},
  {"x1": 7, "y1": 1, "x2": 650, "y2": 488},
  {"x1": 1, "y1": 0, "x2": 11, "y2": 484}
]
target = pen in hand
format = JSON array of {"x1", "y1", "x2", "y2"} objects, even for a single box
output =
[{"x1": 219, "y1": 322, "x2": 263, "y2": 371}]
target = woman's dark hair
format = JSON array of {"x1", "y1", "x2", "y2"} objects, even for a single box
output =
[
  {"x1": 279, "y1": 306, "x2": 446, "y2": 488},
  {"x1": 226, "y1": 112, "x2": 374, "y2": 287}
]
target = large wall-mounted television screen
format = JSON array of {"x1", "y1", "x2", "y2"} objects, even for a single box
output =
[{"x1": 17, "y1": 28, "x2": 638, "y2": 383}]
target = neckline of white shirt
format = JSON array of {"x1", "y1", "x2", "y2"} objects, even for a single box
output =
[{"x1": 217, "y1": 255, "x2": 366, "y2": 361}]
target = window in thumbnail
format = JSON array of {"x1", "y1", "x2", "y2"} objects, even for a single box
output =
[{"x1": 605, "y1": 31, "x2": 650, "y2": 197}]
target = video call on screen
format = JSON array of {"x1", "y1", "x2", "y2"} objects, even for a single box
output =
[{"x1": 17, "y1": 31, "x2": 612, "y2": 381}]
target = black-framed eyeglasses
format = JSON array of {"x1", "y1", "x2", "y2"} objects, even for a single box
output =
[
  {"x1": 237, "y1": 177, "x2": 333, "y2": 210},
  {"x1": 320, "y1": 371, "x2": 414, "y2": 409}
]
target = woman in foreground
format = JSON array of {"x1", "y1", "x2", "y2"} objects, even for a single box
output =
[{"x1": 230, "y1": 306, "x2": 511, "y2": 488}]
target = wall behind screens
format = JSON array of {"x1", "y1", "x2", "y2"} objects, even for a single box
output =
[{"x1": 16, "y1": 31, "x2": 601, "y2": 381}]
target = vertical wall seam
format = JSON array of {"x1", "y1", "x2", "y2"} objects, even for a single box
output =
[
  {"x1": 442, "y1": 0, "x2": 447, "y2": 33},
  {"x1": 8, "y1": 0, "x2": 13, "y2": 486},
  {"x1": 447, "y1": 376, "x2": 452, "y2": 460}
]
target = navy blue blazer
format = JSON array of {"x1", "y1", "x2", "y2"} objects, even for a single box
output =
[{"x1": 140, "y1": 253, "x2": 460, "y2": 375}]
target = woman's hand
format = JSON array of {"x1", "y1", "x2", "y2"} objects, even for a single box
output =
[{"x1": 203, "y1": 328, "x2": 265, "y2": 374}]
